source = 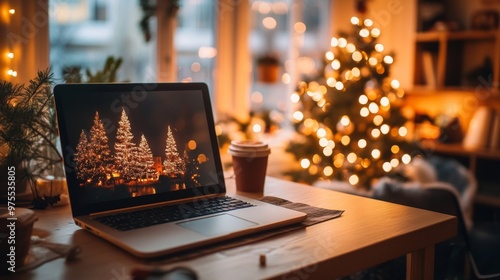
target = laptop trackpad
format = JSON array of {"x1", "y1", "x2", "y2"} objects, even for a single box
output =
[{"x1": 178, "y1": 214, "x2": 257, "y2": 237}]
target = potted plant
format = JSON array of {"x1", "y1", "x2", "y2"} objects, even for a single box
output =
[
  {"x1": 0, "y1": 69, "x2": 63, "y2": 208},
  {"x1": 256, "y1": 53, "x2": 280, "y2": 83}
]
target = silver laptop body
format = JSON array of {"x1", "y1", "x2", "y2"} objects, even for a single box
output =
[{"x1": 54, "y1": 82, "x2": 306, "y2": 258}]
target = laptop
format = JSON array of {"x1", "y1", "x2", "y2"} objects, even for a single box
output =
[{"x1": 54, "y1": 82, "x2": 306, "y2": 258}]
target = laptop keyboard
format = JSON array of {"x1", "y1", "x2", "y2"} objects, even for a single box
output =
[{"x1": 93, "y1": 196, "x2": 256, "y2": 231}]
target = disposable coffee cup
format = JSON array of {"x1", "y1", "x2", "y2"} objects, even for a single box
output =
[{"x1": 228, "y1": 140, "x2": 271, "y2": 193}]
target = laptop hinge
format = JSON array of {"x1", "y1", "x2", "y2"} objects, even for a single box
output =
[{"x1": 89, "y1": 193, "x2": 223, "y2": 217}]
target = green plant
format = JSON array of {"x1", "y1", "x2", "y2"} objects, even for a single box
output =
[
  {"x1": 63, "y1": 56, "x2": 123, "y2": 83},
  {"x1": 0, "y1": 69, "x2": 63, "y2": 206}
]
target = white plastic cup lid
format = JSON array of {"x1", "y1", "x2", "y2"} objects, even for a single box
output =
[{"x1": 228, "y1": 140, "x2": 270, "y2": 158}]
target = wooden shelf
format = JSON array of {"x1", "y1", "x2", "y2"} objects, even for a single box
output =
[
  {"x1": 419, "y1": 140, "x2": 500, "y2": 160},
  {"x1": 416, "y1": 30, "x2": 499, "y2": 42}
]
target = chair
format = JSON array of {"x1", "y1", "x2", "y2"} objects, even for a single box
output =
[{"x1": 371, "y1": 179, "x2": 500, "y2": 280}]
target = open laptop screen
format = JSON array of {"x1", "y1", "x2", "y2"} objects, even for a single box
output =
[{"x1": 54, "y1": 83, "x2": 225, "y2": 216}]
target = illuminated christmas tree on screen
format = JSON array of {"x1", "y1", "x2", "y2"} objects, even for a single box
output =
[
  {"x1": 163, "y1": 126, "x2": 186, "y2": 177},
  {"x1": 88, "y1": 112, "x2": 112, "y2": 185},
  {"x1": 114, "y1": 108, "x2": 139, "y2": 181},
  {"x1": 286, "y1": 16, "x2": 416, "y2": 188},
  {"x1": 74, "y1": 130, "x2": 91, "y2": 182},
  {"x1": 137, "y1": 134, "x2": 156, "y2": 180}
]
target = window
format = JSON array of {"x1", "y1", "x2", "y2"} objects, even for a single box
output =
[
  {"x1": 49, "y1": 0, "x2": 156, "y2": 82},
  {"x1": 48, "y1": 0, "x2": 331, "y2": 121}
]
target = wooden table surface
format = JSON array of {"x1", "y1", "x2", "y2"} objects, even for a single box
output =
[{"x1": 11, "y1": 176, "x2": 456, "y2": 280}]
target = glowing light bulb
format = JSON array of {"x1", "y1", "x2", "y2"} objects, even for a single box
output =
[
  {"x1": 341, "y1": 135, "x2": 350, "y2": 146},
  {"x1": 391, "y1": 145, "x2": 400, "y2": 154},
  {"x1": 327, "y1": 140, "x2": 335, "y2": 149},
  {"x1": 294, "y1": 22, "x2": 306, "y2": 33},
  {"x1": 7, "y1": 52, "x2": 14, "y2": 59},
  {"x1": 399, "y1": 126, "x2": 408, "y2": 137},
  {"x1": 292, "y1": 111, "x2": 304, "y2": 122},
  {"x1": 338, "y1": 38, "x2": 347, "y2": 48},
  {"x1": 358, "y1": 139, "x2": 367, "y2": 148},
  {"x1": 300, "y1": 158, "x2": 311, "y2": 169},
  {"x1": 327, "y1": 77, "x2": 336, "y2": 87},
  {"x1": 360, "y1": 107, "x2": 369, "y2": 117},
  {"x1": 346, "y1": 43, "x2": 356, "y2": 53},
  {"x1": 291, "y1": 93, "x2": 300, "y2": 103},
  {"x1": 371, "y1": 28, "x2": 381, "y2": 37},
  {"x1": 331, "y1": 59, "x2": 341, "y2": 70},
  {"x1": 262, "y1": 17, "x2": 277, "y2": 29},
  {"x1": 391, "y1": 158, "x2": 399, "y2": 167},
  {"x1": 359, "y1": 28, "x2": 370, "y2": 38},
  {"x1": 312, "y1": 154, "x2": 322, "y2": 164},
  {"x1": 364, "y1": 19, "x2": 373, "y2": 27},
  {"x1": 373, "y1": 115, "x2": 383, "y2": 126},
  {"x1": 319, "y1": 138, "x2": 328, "y2": 147},
  {"x1": 9, "y1": 9, "x2": 15, "y2": 14},
  {"x1": 381, "y1": 124, "x2": 390, "y2": 134},
  {"x1": 369, "y1": 102, "x2": 379, "y2": 113},
  {"x1": 391, "y1": 79, "x2": 400, "y2": 89},
  {"x1": 352, "y1": 67, "x2": 360, "y2": 77},
  {"x1": 384, "y1": 55, "x2": 394, "y2": 64},
  {"x1": 359, "y1": 95, "x2": 368, "y2": 105},
  {"x1": 351, "y1": 17, "x2": 360, "y2": 25},
  {"x1": 335, "y1": 82, "x2": 344, "y2": 91},
  {"x1": 402, "y1": 154, "x2": 412, "y2": 164},
  {"x1": 317, "y1": 128, "x2": 327, "y2": 138},
  {"x1": 347, "y1": 153, "x2": 357, "y2": 163},
  {"x1": 345, "y1": 71, "x2": 353, "y2": 81},
  {"x1": 349, "y1": 174, "x2": 359, "y2": 185},
  {"x1": 375, "y1": 44, "x2": 384, "y2": 52},
  {"x1": 382, "y1": 162, "x2": 392, "y2": 172},
  {"x1": 368, "y1": 57, "x2": 378, "y2": 66},
  {"x1": 323, "y1": 147, "x2": 333, "y2": 156},
  {"x1": 371, "y1": 128, "x2": 381, "y2": 138},
  {"x1": 325, "y1": 51, "x2": 334, "y2": 61},
  {"x1": 252, "y1": 123, "x2": 262, "y2": 133},
  {"x1": 340, "y1": 115, "x2": 350, "y2": 126},
  {"x1": 352, "y1": 51, "x2": 363, "y2": 62},
  {"x1": 380, "y1": 96, "x2": 390, "y2": 106},
  {"x1": 331, "y1": 37, "x2": 338, "y2": 47},
  {"x1": 334, "y1": 155, "x2": 344, "y2": 168},
  {"x1": 323, "y1": 166, "x2": 334, "y2": 176}
]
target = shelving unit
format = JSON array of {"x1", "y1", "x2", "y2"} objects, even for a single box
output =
[
  {"x1": 413, "y1": 29, "x2": 500, "y2": 89},
  {"x1": 409, "y1": 1, "x2": 500, "y2": 212}
]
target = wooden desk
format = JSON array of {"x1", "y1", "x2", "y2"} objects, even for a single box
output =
[{"x1": 12, "y1": 177, "x2": 456, "y2": 280}]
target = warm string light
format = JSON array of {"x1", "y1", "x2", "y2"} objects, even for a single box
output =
[{"x1": 6, "y1": 8, "x2": 17, "y2": 78}]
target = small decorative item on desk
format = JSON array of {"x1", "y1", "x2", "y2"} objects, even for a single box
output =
[
  {"x1": 33, "y1": 176, "x2": 69, "y2": 209},
  {"x1": 0, "y1": 207, "x2": 37, "y2": 274}
]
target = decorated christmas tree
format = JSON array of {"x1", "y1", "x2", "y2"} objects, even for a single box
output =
[
  {"x1": 74, "y1": 130, "x2": 91, "y2": 182},
  {"x1": 163, "y1": 126, "x2": 185, "y2": 176},
  {"x1": 88, "y1": 112, "x2": 112, "y2": 185},
  {"x1": 137, "y1": 133, "x2": 156, "y2": 180},
  {"x1": 286, "y1": 16, "x2": 415, "y2": 188},
  {"x1": 114, "y1": 108, "x2": 138, "y2": 181}
]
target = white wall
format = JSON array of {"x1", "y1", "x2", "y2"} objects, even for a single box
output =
[{"x1": 330, "y1": 0, "x2": 417, "y2": 90}]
